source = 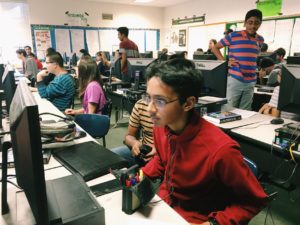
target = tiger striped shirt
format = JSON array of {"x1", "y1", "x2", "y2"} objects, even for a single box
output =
[{"x1": 129, "y1": 99, "x2": 153, "y2": 145}]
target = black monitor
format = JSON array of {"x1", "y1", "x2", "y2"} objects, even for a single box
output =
[
  {"x1": 193, "y1": 54, "x2": 217, "y2": 60},
  {"x1": 278, "y1": 65, "x2": 300, "y2": 115},
  {"x1": 294, "y1": 52, "x2": 300, "y2": 57},
  {"x1": 127, "y1": 58, "x2": 155, "y2": 83},
  {"x1": 140, "y1": 51, "x2": 153, "y2": 58},
  {"x1": 193, "y1": 60, "x2": 228, "y2": 97},
  {"x1": 286, "y1": 56, "x2": 300, "y2": 65},
  {"x1": 3, "y1": 70, "x2": 16, "y2": 114},
  {"x1": 9, "y1": 80, "x2": 49, "y2": 224},
  {"x1": 71, "y1": 53, "x2": 78, "y2": 66},
  {"x1": 62, "y1": 52, "x2": 69, "y2": 65},
  {"x1": 257, "y1": 52, "x2": 277, "y2": 68}
]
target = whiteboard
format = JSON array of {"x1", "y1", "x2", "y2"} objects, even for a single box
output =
[
  {"x1": 86, "y1": 29, "x2": 100, "y2": 56},
  {"x1": 130, "y1": 30, "x2": 145, "y2": 53},
  {"x1": 146, "y1": 30, "x2": 157, "y2": 52},
  {"x1": 55, "y1": 29, "x2": 71, "y2": 56},
  {"x1": 99, "y1": 29, "x2": 119, "y2": 53},
  {"x1": 258, "y1": 20, "x2": 276, "y2": 49},
  {"x1": 70, "y1": 29, "x2": 84, "y2": 54},
  {"x1": 269, "y1": 19, "x2": 294, "y2": 56},
  {"x1": 188, "y1": 23, "x2": 225, "y2": 59},
  {"x1": 290, "y1": 18, "x2": 300, "y2": 56}
]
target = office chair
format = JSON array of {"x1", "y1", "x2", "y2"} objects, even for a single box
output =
[
  {"x1": 101, "y1": 99, "x2": 112, "y2": 118},
  {"x1": 74, "y1": 114, "x2": 110, "y2": 147},
  {"x1": 244, "y1": 157, "x2": 259, "y2": 178}
]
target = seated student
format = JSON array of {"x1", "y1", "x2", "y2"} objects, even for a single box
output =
[
  {"x1": 274, "y1": 47, "x2": 286, "y2": 65},
  {"x1": 112, "y1": 58, "x2": 195, "y2": 167},
  {"x1": 258, "y1": 57, "x2": 281, "y2": 86},
  {"x1": 36, "y1": 52, "x2": 75, "y2": 111},
  {"x1": 65, "y1": 57, "x2": 107, "y2": 115},
  {"x1": 24, "y1": 45, "x2": 32, "y2": 56},
  {"x1": 95, "y1": 51, "x2": 111, "y2": 76},
  {"x1": 42, "y1": 48, "x2": 57, "y2": 85},
  {"x1": 111, "y1": 98, "x2": 155, "y2": 167},
  {"x1": 28, "y1": 52, "x2": 43, "y2": 70},
  {"x1": 259, "y1": 72, "x2": 300, "y2": 121},
  {"x1": 142, "y1": 61, "x2": 267, "y2": 225},
  {"x1": 16, "y1": 49, "x2": 38, "y2": 81},
  {"x1": 204, "y1": 39, "x2": 217, "y2": 54},
  {"x1": 260, "y1": 43, "x2": 268, "y2": 53}
]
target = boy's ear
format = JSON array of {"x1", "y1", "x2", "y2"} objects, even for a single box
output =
[{"x1": 183, "y1": 96, "x2": 196, "y2": 111}]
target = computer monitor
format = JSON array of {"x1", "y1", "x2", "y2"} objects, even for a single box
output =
[
  {"x1": 294, "y1": 52, "x2": 300, "y2": 56},
  {"x1": 193, "y1": 54, "x2": 217, "y2": 60},
  {"x1": 140, "y1": 51, "x2": 153, "y2": 58},
  {"x1": 3, "y1": 70, "x2": 16, "y2": 114},
  {"x1": 278, "y1": 65, "x2": 300, "y2": 115},
  {"x1": 9, "y1": 80, "x2": 49, "y2": 224},
  {"x1": 193, "y1": 60, "x2": 228, "y2": 98},
  {"x1": 127, "y1": 58, "x2": 156, "y2": 83},
  {"x1": 286, "y1": 56, "x2": 300, "y2": 65},
  {"x1": 257, "y1": 52, "x2": 277, "y2": 68},
  {"x1": 62, "y1": 52, "x2": 69, "y2": 65}
]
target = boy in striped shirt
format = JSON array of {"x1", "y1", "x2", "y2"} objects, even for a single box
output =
[{"x1": 212, "y1": 9, "x2": 264, "y2": 110}]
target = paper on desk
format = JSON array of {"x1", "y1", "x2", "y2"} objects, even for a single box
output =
[
  {"x1": 127, "y1": 218, "x2": 175, "y2": 225},
  {"x1": 230, "y1": 109, "x2": 257, "y2": 119}
]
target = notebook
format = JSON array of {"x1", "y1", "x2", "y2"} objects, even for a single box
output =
[{"x1": 53, "y1": 141, "x2": 128, "y2": 181}]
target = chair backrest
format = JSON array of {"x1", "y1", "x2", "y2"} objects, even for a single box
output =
[
  {"x1": 101, "y1": 99, "x2": 112, "y2": 117},
  {"x1": 243, "y1": 157, "x2": 259, "y2": 178},
  {"x1": 74, "y1": 114, "x2": 110, "y2": 138}
]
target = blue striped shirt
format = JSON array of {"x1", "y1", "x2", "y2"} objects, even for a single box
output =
[
  {"x1": 37, "y1": 74, "x2": 75, "y2": 111},
  {"x1": 219, "y1": 30, "x2": 264, "y2": 83}
]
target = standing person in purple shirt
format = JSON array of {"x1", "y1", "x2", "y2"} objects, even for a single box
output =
[
  {"x1": 212, "y1": 9, "x2": 264, "y2": 110},
  {"x1": 65, "y1": 57, "x2": 107, "y2": 115}
]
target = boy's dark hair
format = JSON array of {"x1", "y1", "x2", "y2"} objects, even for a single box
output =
[
  {"x1": 260, "y1": 57, "x2": 274, "y2": 69},
  {"x1": 245, "y1": 9, "x2": 263, "y2": 22},
  {"x1": 16, "y1": 49, "x2": 27, "y2": 57},
  {"x1": 145, "y1": 60, "x2": 202, "y2": 104},
  {"x1": 117, "y1": 27, "x2": 129, "y2": 37},
  {"x1": 46, "y1": 47, "x2": 56, "y2": 56},
  {"x1": 47, "y1": 52, "x2": 64, "y2": 68},
  {"x1": 24, "y1": 46, "x2": 31, "y2": 50},
  {"x1": 261, "y1": 43, "x2": 268, "y2": 52},
  {"x1": 275, "y1": 48, "x2": 286, "y2": 58}
]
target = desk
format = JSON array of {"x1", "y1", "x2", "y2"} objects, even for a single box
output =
[
  {"x1": 229, "y1": 117, "x2": 300, "y2": 186},
  {"x1": 1, "y1": 93, "x2": 189, "y2": 225}
]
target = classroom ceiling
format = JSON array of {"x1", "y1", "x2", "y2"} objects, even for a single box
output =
[{"x1": 87, "y1": 0, "x2": 191, "y2": 7}]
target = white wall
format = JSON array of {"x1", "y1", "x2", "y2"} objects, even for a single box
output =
[{"x1": 27, "y1": 0, "x2": 163, "y2": 29}]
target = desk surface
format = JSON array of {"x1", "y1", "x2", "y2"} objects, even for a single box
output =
[{"x1": 1, "y1": 93, "x2": 189, "y2": 225}]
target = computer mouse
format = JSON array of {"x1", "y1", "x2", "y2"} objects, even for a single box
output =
[{"x1": 270, "y1": 118, "x2": 284, "y2": 125}]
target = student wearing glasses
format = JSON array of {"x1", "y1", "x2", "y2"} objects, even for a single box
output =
[
  {"x1": 142, "y1": 60, "x2": 267, "y2": 225},
  {"x1": 36, "y1": 52, "x2": 75, "y2": 111},
  {"x1": 212, "y1": 9, "x2": 264, "y2": 110}
]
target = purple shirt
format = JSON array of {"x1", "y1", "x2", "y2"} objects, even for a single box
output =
[{"x1": 83, "y1": 81, "x2": 107, "y2": 114}]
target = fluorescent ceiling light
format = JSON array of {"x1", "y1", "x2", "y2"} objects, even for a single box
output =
[{"x1": 134, "y1": 0, "x2": 153, "y2": 3}]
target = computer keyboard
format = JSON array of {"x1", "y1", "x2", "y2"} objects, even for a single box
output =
[{"x1": 90, "y1": 179, "x2": 122, "y2": 197}]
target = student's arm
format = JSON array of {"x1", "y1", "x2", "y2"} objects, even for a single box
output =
[
  {"x1": 87, "y1": 102, "x2": 98, "y2": 114},
  {"x1": 211, "y1": 43, "x2": 225, "y2": 61},
  {"x1": 124, "y1": 125, "x2": 142, "y2": 156},
  {"x1": 37, "y1": 76, "x2": 67, "y2": 99},
  {"x1": 208, "y1": 145, "x2": 268, "y2": 225},
  {"x1": 65, "y1": 108, "x2": 84, "y2": 115},
  {"x1": 120, "y1": 52, "x2": 127, "y2": 72}
]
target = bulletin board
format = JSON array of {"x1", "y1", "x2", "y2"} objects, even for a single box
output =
[{"x1": 31, "y1": 25, "x2": 160, "y2": 59}]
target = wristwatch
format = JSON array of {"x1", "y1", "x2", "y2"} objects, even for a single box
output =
[{"x1": 208, "y1": 218, "x2": 219, "y2": 225}]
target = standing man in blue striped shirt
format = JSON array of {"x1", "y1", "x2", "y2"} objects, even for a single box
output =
[
  {"x1": 212, "y1": 9, "x2": 264, "y2": 110},
  {"x1": 36, "y1": 52, "x2": 75, "y2": 111}
]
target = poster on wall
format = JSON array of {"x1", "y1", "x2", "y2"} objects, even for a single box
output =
[
  {"x1": 256, "y1": 0, "x2": 282, "y2": 17},
  {"x1": 178, "y1": 29, "x2": 186, "y2": 47},
  {"x1": 34, "y1": 29, "x2": 51, "y2": 59}
]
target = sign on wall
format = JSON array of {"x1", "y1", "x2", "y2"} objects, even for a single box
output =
[{"x1": 34, "y1": 29, "x2": 52, "y2": 59}]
